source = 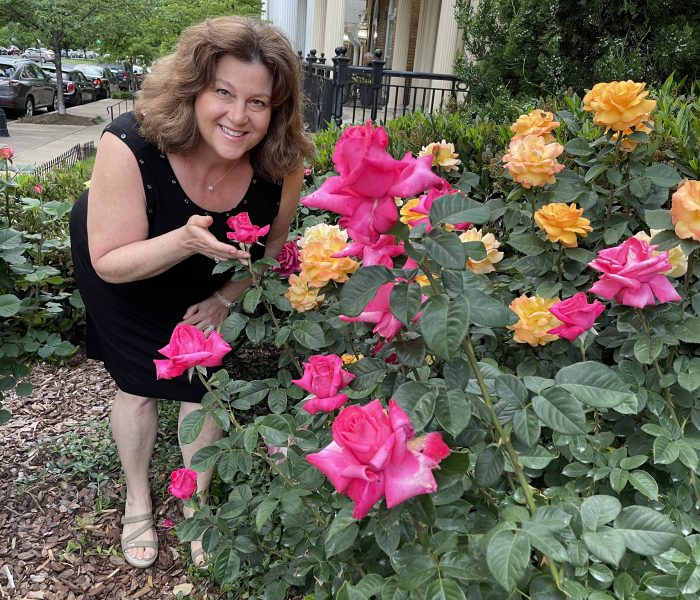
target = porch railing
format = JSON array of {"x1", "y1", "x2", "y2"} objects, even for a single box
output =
[{"x1": 301, "y1": 47, "x2": 468, "y2": 132}]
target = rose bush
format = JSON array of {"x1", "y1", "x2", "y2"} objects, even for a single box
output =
[{"x1": 169, "y1": 82, "x2": 700, "y2": 599}]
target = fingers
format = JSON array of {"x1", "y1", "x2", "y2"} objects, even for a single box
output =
[{"x1": 187, "y1": 214, "x2": 214, "y2": 228}]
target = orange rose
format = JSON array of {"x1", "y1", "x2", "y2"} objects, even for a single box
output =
[
  {"x1": 299, "y1": 235, "x2": 359, "y2": 288},
  {"x1": 583, "y1": 81, "x2": 656, "y2": 133},
  {"x1": 612, "y1": 121, "x2": 653, "y2": 152},
  {"x1": 671, "y1": 179, "x2": 700, "y2": 242},
  {"x1": 507, "y1": 295, "x2": 562, "y2": 346},
  {"x1": 418, "y1": 140, "x2": 461, "y2": 172},
  {"x1": 534, "y1": 203, "x2": 592, "y2": 247},
  {"x1": 510, "y1": 110, "x2": 560, "y2": 143},
  {"x1": 458, "y1": 228, "x2": 504, "y2": 274},
  {"x1": 285, "y1": 274, "x2": 325, "y2": 312},
  {"x1": 399, "y1": 198, "x2": 424, "y2": 226},
  {"x1": 502, "y1": 135, "x2": 565, "y2": 188}
]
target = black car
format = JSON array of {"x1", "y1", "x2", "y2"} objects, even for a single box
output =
[
  {"x1": 0, "y1": 57, "x2": 57, "y2": 116},
  {"x1": 41, "y1": 64, "x2": 96, "y2": 106},
  {"x1": 73, "y1": 64, "x2": 119, "y2": 99},
  {"x1": 105, "y1": 62, "x2": 133, "y2": 91}
]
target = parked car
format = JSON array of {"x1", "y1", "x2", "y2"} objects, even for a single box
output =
[
  {"x1": 41, "y1": 64, "x2": 96, "y2": 106},
  {"x1": 6, "y1": 46, "x2": 20, "y2": 56},
  {"x1": 132, "y1": 65, "x2": 149, "y2": 90},
  {"x1": 105, "y1": 62, "x2": 133, "y2": 91},
  {"x1": 21, "y1": 47, "x2": 55, "y2": 63},
  {"x1": 73, "y1": 64, "x2": 119, "y2": 99},
  {"x1": 0, "y1": 57, "x2": 57, "y2": 116}
]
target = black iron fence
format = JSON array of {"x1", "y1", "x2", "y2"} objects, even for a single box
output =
[
  {"x1": 34, "y1": 141, "x2": 96, "y2": 180},
  {"x1": 107, "y1": 98, "x2": 136, "y2": 122},
  {"x1": 301, "y1": 47, "x2": 467, "y2": 132}
]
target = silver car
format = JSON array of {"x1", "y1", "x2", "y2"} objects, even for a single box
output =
[
  {"x1": 0, "y1": 58, "x2": 57, "y2": 116},
  {"x1": 21, "y1": 47, "x2": 55, "y2": 63}
]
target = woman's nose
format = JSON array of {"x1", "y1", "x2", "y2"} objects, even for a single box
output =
[{"x1": 229, "y1": 100, "x2": 248, "y2": 124}]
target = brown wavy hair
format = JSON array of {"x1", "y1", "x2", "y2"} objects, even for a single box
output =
[{"x1": 135, "y1": 16, "x2": 314, "y2": 181}]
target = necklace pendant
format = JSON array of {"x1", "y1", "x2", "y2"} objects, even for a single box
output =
[{"x1": 207, "y1": 185, "x2": 214, "y2": 192}]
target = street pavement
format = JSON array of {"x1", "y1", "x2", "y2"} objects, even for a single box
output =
[{"x1": 1, "y1": 98, "x2": 136, "y2": 167}]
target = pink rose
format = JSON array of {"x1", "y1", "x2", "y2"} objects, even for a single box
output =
[
  {"x1": 0, "y1": 147, "x2": 14, "y2": 161},
  {"x1": 167, "y1": 468, "x2": 197, "y2": 500},
  {"x1": 304, "y1": 166, "x2": 313, "y2": 177},
  {"x1": 292, "y1": 354, "x2": 355, "y2": 414},
  {"x1": 547, "y1": 292, "x2": 605, "y2": 341},
  {"x1": 33, "y1": 184, "x2": 45, "y2": 195},
  {"x1": 226, "y1": 212, "x2": 270, "y2": 244},
  {"x1": 333, "y1": 235, "x2": 405, "y2": 268},
  {"x1": 588, "y1": 237, "x2": 682, "y2": 308},
  {"x1": 302, "y1": 122, "x2": 445, "y2": 244},
  {"x1": 153, "y1": 324, "x2": 231, "y2": 379},
  {"x1": 272, "y1": 239, "x2": 301, "y2": 277},
  {"x1": 307, "y1": 399, "x2": 449, "y2": 519},
  {"x1": 161, "y1": 518, "x2": 175, "y2": 528},
  {"x1": 410, "y1": 183, "x2": 468, "y2": 232}
]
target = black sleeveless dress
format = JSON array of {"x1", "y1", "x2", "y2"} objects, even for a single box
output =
[{"x1": 69, "y1": 112, "x2": 283, "y2": 402}]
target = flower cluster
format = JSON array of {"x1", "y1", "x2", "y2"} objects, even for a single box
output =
[
  {"x1": 583, "y1": 81, "x2": 656, "y2": 135},
  {"x1": 418, "y1": 140, "x2": 461, "y2": 172},
  {"x1": 534, "y1": 202, "x2": 592, "y2": 248},
  {"x1": 510, "y1": 110, "x2": 560, "y2": 143},
  {"x1": 153, "y1": 324, "x2": 231, "y2": 380},
  {"x1": 292, "y1": 354, "x2": 355, "y2": 414},
  {"x1": 307, "y1": 400, "x2": 450, "y2": 519},
  {"x1": 507, "y1": 295, "x2": 562, "y2": 346},
  {"x1": 502, "y1": 134, "x2": 565, "y2": 188}
]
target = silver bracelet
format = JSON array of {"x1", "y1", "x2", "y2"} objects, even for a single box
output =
[{"x1": 214, "y1": 290, "x2": 233, "y2": 309}]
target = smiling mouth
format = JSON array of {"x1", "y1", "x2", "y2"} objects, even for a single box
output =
[{"x1": 220, "y1": 125, "x2": 246, "y2": 137}]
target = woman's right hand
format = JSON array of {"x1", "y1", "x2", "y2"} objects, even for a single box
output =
[{"x1": 182, "y1": 215, "x2": 250, "y2": 263}]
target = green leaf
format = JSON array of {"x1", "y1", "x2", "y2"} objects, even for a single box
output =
[
  {"x1": 221, "y1": 312, "x2": 248, "y2": 340},
  {"x1": 634, "y1": 336, "x2": 663, "y2": 364},
  {"x1": 532, "y1": 388, "x2": 586, "y2": 435},
  {"x1": 585, "y1": 163, "x2": 607, "y2": 183},
  {"x1": 645, "y1": 164, "x2": 681, "y2": 188},
  {"x1": 485, "y1": 529, "x2": 530, "y2": 591},
  {"x1": 255, "y1": 496, "x2": 279, "y2": 531},
  {"x1": 495, "y1": 375, "x2": 528, "y2": 406},
  {"x1": 213, "y1": 546, "x2": 241, "y2": 585},
  {"x1": 179, "y1": 409, "x2": 205, "y2": 444},
  {"x1": 336, "y1": 581, "x2": 369, "y2": 600},
  {"x1": 325, "y1": 505, "x2": 359, "y2": 557},
  {"x1": 420, "y1": 295, "x2": 470, "y2": 360},
  {"x1": 519, "y1": 445, "x2": 556, "y2": 469},
  {"x1": 614, "y1": 506, "x2": 679, "y2": 556},
  {"x1": 424, "y1": 229, "x2": 466, "y2": 269},
  {"x1": 474, "y1": 445, "x2": 505, "y2": 486},
  {"x1": 340, "y1": 266, "x2": 394, "y2": 316},
  {"x1": 628, "y1": 470, "x2": 659, "y2": 500},
  {"x1": 653, "y1": 436, "x2": 680, "y2": 465},
  {"x1": 393, "y1": 382, "x2": 437, "y2": 430},
  {"x1": 425, "y1": 579, "x2": 467, "y2": 600},
  {"x1": 190, "y1": 445, "x2": 223, "y2": 471},
  {"x1": 564, "y1": 138, "x2": 593, "y2": 156},
  {"x1": 644, "y1": 209, "x2": 673, "y2": 230},
  {"x1": 348, "y1": 358, "x2": 388, "y2": 391},
  {"x1": 428, "y1": 192, "x2": 491, "y2": 226},
  {"x1": 512, "y1": 408, "x2": 541, "y2": 448},
  {"x1": 678, "y1": 565, "x2": 700, "y2": 595},
  {"x1": 609, "y1": 468, "x2": 628, "y2": 493},
  {"x1": 522, "y1": 522, "x2": 568, "y2": 562},
  {"x1": 0, "y1": 294, "x2": 21, "y2": 318},
  {"x1": 291, "y1": 321, "x2": 326, "y2": 349},
  {"x1": 267, "y1": 389, "x2": 287, "y2": 414},
  {"x1": 582, "y1": 529, "x2": 626, "y2": 566},
  {"x1": 242, "y1": 287, "x2": 262, "y2": 313},
  {"x1": 390, "y1": 282, "x2": 423, "y2": 327},
  {"x1": 463, "y1": 288, "x2": 515, "y2": 327},
  {"x1": 580, "y1": 495, "x2": 622, "y2": 531},
  {"x1": 555, "y1": 361, "x2": 636, "y2": 408},
  {"x1": 434, "y1": 388, "x2": 472, "y2": 437},
  {"x1": 674, "y1": 318, "x2": 700, "y2": 343},
  {"x1": 507, "y1": 234, "x2": 547, "y2": 256}
]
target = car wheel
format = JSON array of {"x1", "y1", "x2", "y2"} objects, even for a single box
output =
[
  {"x1": 47, "y1": 93, "x2": 57, "y2": 112},
  {"x1": 24, "y1": 97, "x2": 34, "y2": 117}
]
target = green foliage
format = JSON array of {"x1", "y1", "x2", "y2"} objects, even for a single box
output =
[{"x1": 455, "y1": 0, "x2": 700, "y2": 100}]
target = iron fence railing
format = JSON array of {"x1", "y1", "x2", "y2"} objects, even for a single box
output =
[
  {"x1": 34, "y1": 141, "x2": 96, "y2": 180},
  {"x1": 300, "y1": 47, "x2": 467, "y2": 132},
  {"x1": 107, "y1": 98, "x2": 136, "y2": 122}
]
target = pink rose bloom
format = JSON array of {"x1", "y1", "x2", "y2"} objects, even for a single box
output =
[
  {"x1": 306, "y1": 399, "x2": 450, "y2": 519},
  {"x1": 33, "y1": 184, "x2": 45, "y2": 195},
  {"x1": 153, "y1": 324, "x2": 231, "y2": 379},
  {"x1": 410, "y1": 183, "x2": 469, "y2": 232},
  {"x1": 0, "y1": 147, "x2": 14, "y2": 161},
  {"x1": 161, "y1": 518, "x2": 175, "y2": 529},
  {"x1": 167, "y1": 468, "x2": 198, "y2": 500},
  {"x1": 272, "y1": 239, "x2": 301, "y2": 277},
  {"x1": 340, "y1": 282, "x2": 410, "y2": 341},
  {"x1": 304, "y1": 166, "x2": 313, "y2": 177},
  {"x1": 588, "y1": 237, "x2": 682, "y2": 308},
  {"x1": 547, "y1": 292, "x2": 605, "y2": 341},
  {"x1": 302, "y1": 122, "x2": 445, "y2": 244},
  {"x1": 333, "y1": 235, "x2": 405, "y2": 268},
  {"x1": 226, "y1": 212, "x2": 270, "y2": 244},
  {"x1": 292, "y1": 354, "x2": 356, "y2": 414}
]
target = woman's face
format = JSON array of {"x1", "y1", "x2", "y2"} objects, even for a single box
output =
[{"x1": 194, "y1": 55, "x2": 273, "y2": 162}]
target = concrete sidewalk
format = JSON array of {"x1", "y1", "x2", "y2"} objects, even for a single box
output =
[{"x1": 2, "y1": 98, "x2": 136, "y2": 167}]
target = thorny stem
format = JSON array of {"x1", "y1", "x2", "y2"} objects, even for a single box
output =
[
  {"x1": 463, "y1": 338, "x2": 563, "y2": 589},
  {"x1": 602, "y1": 145, "x2": 623, "y2": 235},
  {"x1": 556, "y1": 245, "x2": 564, "y2": 287}
]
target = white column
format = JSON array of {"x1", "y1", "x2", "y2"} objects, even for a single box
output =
[
  {"x1": 305, "y1": 0, "x2": 316, "y2": 56},
  {"x1": 431, "y1": 0, "x2": 461, "y2": 103},
  {"x1": 387, "y1": 0, "x2": 412, "y2": 112},
  {"x1": 268, "y1": 0, "x2": 301, "y2": 52},
  {"x1": 323, "y1": 0, "x2": 346, "y2": 58},
  {"x1": 412, "y1": 0, "x2": 440, "y2": 109},
  {"x1": 311, "y1": 0, "x2": 327, "y2": 55}
]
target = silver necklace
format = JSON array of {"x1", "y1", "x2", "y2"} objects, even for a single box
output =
[{"x1": 206, "y1": 162, "x2": 236, "y2": 192}]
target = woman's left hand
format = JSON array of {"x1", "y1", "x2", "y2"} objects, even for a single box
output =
[{"x1": 181, "y1": 295, "x2": 229, "y2": 333}]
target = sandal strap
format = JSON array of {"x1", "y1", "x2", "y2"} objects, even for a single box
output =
[
  {"x1": 123, "y1": 539, "x2": 159, "y2": 551},
  {"x1": 122, "y1": 520, "x2": 156, "y2": 545},
  {"x1": 121, "y1": 513, "x2": 153, "y2": 525}
]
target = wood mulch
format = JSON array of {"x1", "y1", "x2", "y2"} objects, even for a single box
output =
[{"x1": 0, "y1": 358, "x2": 217, "y2": 599}]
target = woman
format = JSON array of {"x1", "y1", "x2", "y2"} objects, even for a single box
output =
[{"x1": 69, "y1": 16, "x2": 313, "y2": 569}]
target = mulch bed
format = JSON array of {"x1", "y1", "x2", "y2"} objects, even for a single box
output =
[
  {"x1": 0, "y1": 358, "x2": 216, "y2": 599},
  {"x1": 18, "y1": 114, "x2": 99, "y2": 126}
]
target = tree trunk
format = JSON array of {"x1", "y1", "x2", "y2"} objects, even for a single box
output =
[{"x1": 51, "y1": 31, "x2": 66, "y2": 115}]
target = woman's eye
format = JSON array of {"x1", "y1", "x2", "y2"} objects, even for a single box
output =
[
  {"x1": 251, "y1": 99, "x2": 266, "y2": 107},
  {"x1": 216, "y1": 89, "x2": 230, "y2": 97}
]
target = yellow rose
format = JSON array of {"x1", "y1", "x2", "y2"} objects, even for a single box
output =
[
  {"x1": 502, "y1": 135, "x2": 565, "y2": 188},
  {"x1": 671, "y1": 179, "x2": 700, "y2": 242},
  {"x1": 458, "y1": 228, "x2": 504, "y2": 274},
  {"x1": 341, "y1": 353, "x2": 363, "y2": 364},
  {"x1": 299, "y1": 223, "x2": 347, "y2": 248},
  {"x1": 418, "y1": 140, "x2": 462, "y2": 172},
  {"x1": 299, "y1": 237, "x2": 359, "y2": 288},
  {"x1": 399, "y1": 197, "x2": 425, "y2": 227},
  {"x1": 612, "y1": 121, "x2": 653, "y2": 152},
  {"x1": 583, "y1": 81, "x2": 656, "y2": 133},
  {"x1": 510, "y1": 110, "x2": 560, "y2": 143},
  {"x1": 534, "y1": 203, "x2": 592, "y2": 247},
  {"x1": 285, "y1": 274, "x2": 325, "y2": 312},
  {"x1": 633, "y1": 230, "x2": 688, "y2": 278},
  {"x1": 507, "y1": 295, "x2": 562, "y2": 347}
]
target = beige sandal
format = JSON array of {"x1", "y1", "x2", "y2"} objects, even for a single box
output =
[
  {"x1": 191, "y1": 544, "x2": 210, "y2": 570},
  {"x1": 121, "y1": 513, "x2": 159, "y2": 568}
]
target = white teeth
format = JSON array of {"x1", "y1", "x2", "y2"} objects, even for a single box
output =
[{"x1": 221, "y1": 125, "x2": 244, "y2": 137}]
